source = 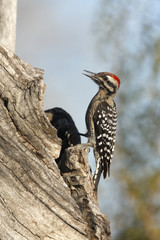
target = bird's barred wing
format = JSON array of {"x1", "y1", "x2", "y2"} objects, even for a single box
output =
[{"x1": 93, "y1": 101, "x2": 117, "y2": 178}]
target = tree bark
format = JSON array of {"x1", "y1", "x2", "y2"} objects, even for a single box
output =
[
  {"x1": 0, "y1": 46, "x2": 111, "y2": 240},
  {"x1": 0, "y1": 0, "x2": 17, "y2": 51}
]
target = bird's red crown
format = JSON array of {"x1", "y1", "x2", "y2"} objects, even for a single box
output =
[{"x1": 105, "y1": 72, "x2": 120, "y2": 88}]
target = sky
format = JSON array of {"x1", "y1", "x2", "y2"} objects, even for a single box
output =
[
  {"x1": 16, "y1": 1, "x2": 122, "y2": 237},
  {"x1": 16, "y1": 0, "x2": 101, "y2": 135}
]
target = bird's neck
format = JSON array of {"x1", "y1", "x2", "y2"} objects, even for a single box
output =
[{"x1": 94, "y1": 88, "x2": 115, "y2": 106}]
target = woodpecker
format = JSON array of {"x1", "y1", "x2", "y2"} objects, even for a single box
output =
[{"x1": 83, "y1": 70, "x2": 120, "y2": 192}]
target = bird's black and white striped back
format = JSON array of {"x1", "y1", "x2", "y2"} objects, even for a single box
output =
[{"x1": 93, "y1": 101, "x2": 117, "y2": 185}]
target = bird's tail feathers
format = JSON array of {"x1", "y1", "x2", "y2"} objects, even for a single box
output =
[{"x1": 93, "y1": 163, "x2": 102, "y2": 193}]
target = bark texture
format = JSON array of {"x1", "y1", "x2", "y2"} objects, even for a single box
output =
[
  {"x1": 0, "y1": 45, "x2": 111, "y2": 240},
  {"x1": 0, "y1": 0, "x2": 17, "y2": 51}
]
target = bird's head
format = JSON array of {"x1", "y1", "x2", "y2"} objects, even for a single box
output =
[{"x1": 83, "y1": 70, "x2": 120, "y2": 96}]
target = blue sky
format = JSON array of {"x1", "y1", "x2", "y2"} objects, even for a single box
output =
[{"x1": 16, "y1": 0, "x2": 105, "y2": 135}]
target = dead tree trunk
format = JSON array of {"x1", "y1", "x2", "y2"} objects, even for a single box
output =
[
  {"x1": 0, "y1": 0, "x2": 17, "y2": 51},
  {"x1": 0, "y1": 46, "x2": 111, "y2": 240}
]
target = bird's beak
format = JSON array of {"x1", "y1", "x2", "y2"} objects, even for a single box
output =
[
  {"x1": 83, "y1": 70, "x2": 95, "y2": 77},
  {"x1": 83, "y1": 70, "x2": 99, "y2": 83}
]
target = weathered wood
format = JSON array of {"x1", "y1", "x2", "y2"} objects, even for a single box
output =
[
  {"x1": 0, "y1": 46, "x2": 111, "y2": 240},
  {"x1": 0, "y1": 46, "x2": 87, "y2": 240},
  {"x1": 63, "y1": 146, "x2": 111, "y2": 240},
  {"x1": 0, "y1": 0, "x2": 17, "y2": 51}
]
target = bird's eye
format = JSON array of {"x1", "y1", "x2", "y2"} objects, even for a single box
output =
[
  {"x1": 106, "y1": 80, "x2": 113, "y2": 85},
  {"x1": 104, "y1": 76, "x2": 108, "y2": 81}
]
